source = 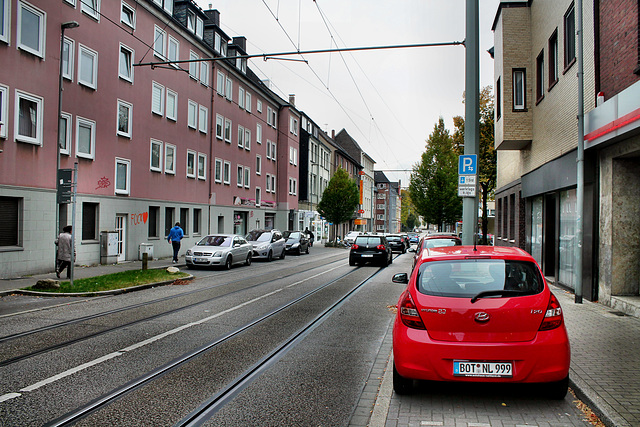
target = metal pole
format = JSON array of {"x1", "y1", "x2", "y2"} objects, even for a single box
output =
[
  {"x1": 70, "y1": 162, "x2": 78, "y2": 286},
  {"x1": 462, "y1": 0, "x2": 480, "y2": 245},
  {"x1": 575, "y1": 0, "x2": 584, "y2": 303}
]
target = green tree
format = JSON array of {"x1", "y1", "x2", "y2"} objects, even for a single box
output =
[
  {"x1": 409, "y1": 117, "x2": 461, "y2": 231},
  {"x1": 452, "y1": 86, "x2": 496, "y2": 244},
  {"x1": 400, "y1": 189, "x2": 419, "y2": 231},
  {"x1": 317, "y1": 167, "x2": 360, "y2": 240}
]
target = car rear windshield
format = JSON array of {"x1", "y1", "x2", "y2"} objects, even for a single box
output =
[
  {"x1": 354, "y1": 236, "x2": 382, "y2": 246},
  {"x1": 387, "y1": 236, "x2": 401, "y2": 242},
  {"x1": 283, "y1": 231, "x2": 300, "y2": 239},
  {"x1": 423, "y1": 238, "x2": 460, "y2": 249},
  {"x1": 197, "y1": 235, "x2": 232, "y2": 247},
  {"x1": 416, "y1": 259, "x2": 543, "y2": 298},
  {"x1": 246, "y1": 231, "x2": 271, "y2": 242}
]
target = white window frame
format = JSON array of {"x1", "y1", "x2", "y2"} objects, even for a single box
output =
[
  {"x1": 75, "y1": 116, "x2": 96, "y2": 160},
  {"x1": 189, "y1": 50, "x2": 198, "y2": 80},
  {"x1": 115, "y1": 157, "x2": 131, "y2": 195},
  {"x1": 62, "y1": 37, "x2": 75, "y2": 81},
  {"x1": 225, "y1": 77, "x2": 232, "y2": 101},
  {"x1": 266, "y1": 173, "x2": 271, "y2": 192},
  {"x1": 1, "y1": 0, "x2": 10, "y2": 44},
  {"x1": 78, "y1": 44, "x2": 98, "y2": 90},
  {"x1": 271, "y1": 141, "x2": 277, "y2": 161},
  {"x1": 216, "y1": 71, "x2": 225, "y2": 95},
  {"x1": 81, "y1": 0, "x2": 100, "y2": 21},
  {"x1": 197, "y1": 153, "x2": 206, "y2": 180},
  {"x1": 151, "y1": 81, "x2": 164, "y2": 116},
  {"x1": 196, "y1": 16, "x2": 204, "y2": 39},
  {"x1": 266, "y1": 140, "x2": 271, "y2": 160},
  {"x1": 513, "y1": 69, "x2": 526, "y2": 111},
  {"x1": 223, "y1": 161, "x2": 231, "y2": 184},
  {"x1": 215, "y1": 114, "x2": 223, "y2": 139},
  {"x1": 289, "y1": 178, "x2": 297, "y2": 195},
  {"x1": 187, "y1": 99, "x2": 197, "y2": 129},
  {"x1": 119, "y1": 43, "x2": 134, "y2": 83},
  {"x1": 244, "y1": 167, "x2": 250, "y2": 188},
  {"x1": 244, "y1": 128, "x2": 251, "y2": 151},
  {"x1": 0, "y1": 84, "x2": 8, "y2": 139},
  {"x1": 153, "y1": 25, "x2": 166, "y2": 59},
  {"x1": 200, "y1": 61, "x2": 209, "y2": 86},
  {"x1": 59, "y1": 111, "x2": 72, "y2": 155},
  {"x1": 245, "y1": 92, "x2": 252, "y2": 113},
  {"x1": 256, "y1": 123, "x2": 262, "y2": 144},
  {"x1": 271, "y1": 175, "x2": 276, "y2": 194},
  {"x1": 198, "y1": 105, "x2": 208, "y2": 134},
  {"x1": 256, "y1": 155, "x2": 262, "y2": 175},
  {"x1": 116, "y1": 99, "x2": 132, "y2": 138},
  {"x1": 236, "y1": 165, "x2": 243, "y2": 187},
  {"x1": 187, "y1": 10, "x2": 195, "y2": 32},
  {"x1": 164, "y1": 143, "x2": 176, "y2": 175},
  {"x1": 237, "y1": 125, "x2": 244, "y2": 149},
  {"x1": 238, "y1": 87, "x2": 245, "y2": 109},
  {"x1": 186, "y1": 149, "x2": 196, "y2": 178},
  {"x1": 257, "y1": 99, "x2": 262, "y2": 113},
  {"x1": 290, "y1": 116, "x2": 298, "y2": 135},
  {"x1": 121, "y1": 1, "x2": 135, "y2": 29},
  {"x1": 14, "y1": 89, "x2": 43, "y2": 145},
  {"x1": 167, "y1": 35, "x2": 179, "y2": 69},
  {"x1": 224, "y1": 118, "x2": 232, "y2": 143},
  {"x1": 150, "y1": 138, "x2": 163, "y2": 172},
  {"x1": 214, "y1": 158, "x2": 222, "y2": 183},
  {"x1": 166, "y1": 89, "x2": 177, "y2": 121},
  {"x1": 17, "y1": 1, "x2": 46, "y2": 57},
  {"x1": 255, "y1": 187, "x2": 261, "y2": 207}
]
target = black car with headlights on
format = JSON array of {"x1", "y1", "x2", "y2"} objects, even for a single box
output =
[{"x1": 349, "y1": 235, "x2": 393, "y2": 267}]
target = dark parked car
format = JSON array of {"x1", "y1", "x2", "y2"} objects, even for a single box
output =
[
  {"x1": 284, "y1": 230, "x2": 310, "y2": 255},
  {"x1": 349, "y1": 235, "x2": 393, "y2": 267},
  {"x1": 386, "y1": 234, "x2": 407, "y2": 254}
]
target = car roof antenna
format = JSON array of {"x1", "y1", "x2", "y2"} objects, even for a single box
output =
[{"x1": 473, "y1": 222, "x2": 478, "y2": 252}]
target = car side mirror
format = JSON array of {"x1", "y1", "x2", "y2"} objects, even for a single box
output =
[{"x1": 392, "y1": 273, "x2": 409, "y2": 284}]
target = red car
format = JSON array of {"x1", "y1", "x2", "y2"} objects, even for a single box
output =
[
  {"x1": 412, "y1": 234, "x2": 462, "y2": 270},
  {"x1": 392, "y1": 246, "x2": 570, "y2": 399}
]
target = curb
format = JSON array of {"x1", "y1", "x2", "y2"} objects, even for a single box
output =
[{"x1": 569, "y1": 369, "x2": 628, "y2": 427}]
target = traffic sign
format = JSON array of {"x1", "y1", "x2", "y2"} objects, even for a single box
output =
[
  {"x1": 458, "y1": 155, "x2": 477, "y2": 175},
  {"x1": 458, "y1": 185, "x2": 476, "y2": 197}
]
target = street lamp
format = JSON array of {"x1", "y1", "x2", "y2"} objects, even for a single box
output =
[{"x1": 55, "y1": 21, "x2": 79, "y2": 268}]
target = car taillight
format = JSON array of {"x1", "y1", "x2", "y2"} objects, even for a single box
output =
[
  {"x1": 352, "y1": 244, "x2": 359, "y2": 250},
  {"x1": 539, "y1": 292, "x2": 564, "y2": 331},
  {"x1": 398, "y1": 291, "x2": 426, "y2": 330},
  {"x1": 376, "y1": 244, "x2": 386, "y2": 250}
]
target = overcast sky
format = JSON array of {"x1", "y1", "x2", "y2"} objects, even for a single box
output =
[{"x1": 195, "y1": 0, "x2": 501, "y2": 185}]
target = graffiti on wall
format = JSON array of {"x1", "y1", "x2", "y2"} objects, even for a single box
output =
[
  {"x1": 96, "y1": 177, "x2": 111, "y2": 190},
  {"x1": 131, "y1": 212, "x2": 148, "y2": 225}
]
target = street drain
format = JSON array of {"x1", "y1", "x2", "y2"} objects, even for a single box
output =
[{"x1": 609, "y1": 310, "x2": 626, "y2": 317}]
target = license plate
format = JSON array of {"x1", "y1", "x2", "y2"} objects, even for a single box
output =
[
  {"x1": 362, "y1": 254, "x2": 373, "y2": 258},
  {"x1": 453, "y1": 361, "x2": 513, "y2": 377}
]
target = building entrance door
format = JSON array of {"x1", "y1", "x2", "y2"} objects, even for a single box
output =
[{"x1": 115, "y1": 214, "x2": 127, "y2": 262}]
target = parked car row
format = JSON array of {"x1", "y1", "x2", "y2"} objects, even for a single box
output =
[{"x1": 185, "y1": 229, "x2": 313, "y2": 269}]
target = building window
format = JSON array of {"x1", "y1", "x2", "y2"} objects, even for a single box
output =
[
  {"x1": 150, "y1": 139, "x2": 162, "y2": 172},
  {"x1": 151, "y1": 82, "x2": 164, "y2": 116},
  {"x1": 197, "y1": 153, "x2": 206, "y2": 180},
  {"x1": 187, "y1": 9, "x2": 195, "y2": 32},
  {"x1": 237, "y1": 165, "x2": 243, "y2": 187},
  {"x1": 17, "y1": 1, "x2": 45, "y2": 58},
  {"x1": 165, "y1": 207, "x2": 174, "y2": 236},
  {"x1": 512, "y1": 69, "x2": 526, "y2": 110},
  {"x1": 257, "y1": 99, "x2": 262, "y2": 113},
  {"x1": 226, "y1": 77, "x2": 232, "y2": 101},
  {"x1": 187, "y1": 100, "x2": 197, "y2": 129},
  {"x1": 154, "y1": 25, "x2": 166, "y2": 59},
  {"x1": 166, "y1": 89, "x2": 177, "y2": 121},
  {"x1": 224, "y1": 118, "x2": 232, "y2": 143},
  {"x1": 216, "y1": 71, "x2": 225, "y2": 95},
  {"x1": 245, "y1": 92, "x2": 252, "y2": 112},
  {"x1": 290, "y1": 116, "x2": 298, "y2": 135},
  {"x1": 0, "y1": 197, "x2": 21, "y2": 247},
  {"x1": 509, "y1": 193, "x2": 516, "y2": 240},
  {"x1": 180, "y1": 208, "x2": 189, "y2": 235},
  {"x1": 121, "y1": 1, "x2": 135, "y2": 29},
  {"x1": 198, "y1": 105, "x2": 208, "y2": 133},
  {"x1": 239, "y1": 87, "x2": 245, "y2": 109},
  {"x1": 215, "y1": 114, "x2": 223, "y2": 139},
  {"x1": 193, "y1": 209, "x2": 201, "y2": 235},
  {"x1": 223, "y1": 161, "x2": 231, "y2": 184},
  {"x1": 117, "y1": 99, "x2": 132, "y2": 138},
  {"x1": 289, "y1": 178, "x2": 297, "y2": 195},
  {"x1": 15, "y1": 89, "x2": 43, "y2": 145},
  {"x1": 238, "y1": 125, "x2": 244, "y2": 149},
  {"x1": 119, "y1": 43, "x2": 134, "y2": 83},
  {"x1": 214, "y1": 32, "x2": 222, "y2": 53},
  {"x1": 82, "y1": 202, "x2": 99, "y2": 241},
  {"x1": 255, "y1": 188, "x2": 261, "y2": 206},
  {"x1": 164, "y1": 143, "x2": 175, "y2": 174},
  {"x1": 244, "y1": 128, "x2": 251, "y2": 151},
  {"x1": 186, "y1": 149, "x2": 196, "y2": 178},
  {"x1": 168, "y1": 36, "x2": 179, "y2": 68},
  {"x1": 148, "y1": 206, "x2": 160, "y2": 238},
  {"x1": 115, "y1": 158, "x2": 131, "y2": 195},
  {"x1": 76, "y1": 117, "x2": 95, "y2": 159},
  {"x1": 214, "y1": 158, "x2": 222, "y2": 183},
  {"x1": 548, "y1": 30, "x2": 558, "y2": 88},
  {"x1": 256, "y1": 155, "x2": 262, "y2": 175},
  {"x1": 200, "y1": 61, "x2": 208, "y2": 86},
  {"x1": 564, "y1": 3, "x2": 576, "y2": 70},
  {"x1": 256, "y1": 123, "x2": 262, "y2": 144},
  {"x1": 78, "y1": 44, "x2": 98, "y2": 89},
  {"x1": 189, "y1": 50, "x2": 198, "y2": 80},
  {"x1": 59, "y1": 112, "x2": 72, "y2": 155},
  {"x1": 81, "y1": 0, "x2": 100, "y2": 20},
  {"x1": 496, "y1": 76, "x2": 501, "y2": 119},
  {"x1": 266, "y1": 173, "x2": 271, "y2": 192},
  {"x1": 1, "y1": 0, "x2": 10, "y2": 44},
  {"x1": 62, "y1": 37, "x2": 75, "y2": 80},
  {"x1": 536, "y1": 50, "x2": 544, "y2": 103},
  {"x1": 289, "y1": 147, "x2": 297, "y2": 165}
]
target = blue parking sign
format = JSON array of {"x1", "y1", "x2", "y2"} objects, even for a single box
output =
[{"x1": 458, "y1": 155, "x2": 477, "y2": 175}]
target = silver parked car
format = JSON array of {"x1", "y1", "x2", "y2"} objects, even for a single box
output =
[
  {"x1": 185, "y1": 234, "x2": 252, "y2": 269},
  {"x1": 245, "y1": 229, "x2": 286, "y2": 261}
]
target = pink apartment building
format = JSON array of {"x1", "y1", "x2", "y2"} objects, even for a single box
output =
[{"x1": 0, "y1": 0, "x2": 301, "y2": 278}]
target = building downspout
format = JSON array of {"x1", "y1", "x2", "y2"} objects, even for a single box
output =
[{"x1": 575, "y1": 0, "x2": 584, "y2": 303}]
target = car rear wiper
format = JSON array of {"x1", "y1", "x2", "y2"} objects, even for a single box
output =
[{"x1": 470, "y1": 289, "x2": 531, "y2": 303}]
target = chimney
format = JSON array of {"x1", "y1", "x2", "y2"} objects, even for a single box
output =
[
  {"x1": 204, "y1": 9, "x2": 220, "y2": 26},
  {"x1": 331, "y1": 129, "x2": 335, "y2": 138},
  {"x1": 232, "y1": 36, "x2": 246, "y2": 52},
  {"x1": 289, "y1": 94, "x2": 295, "y2": 106}
]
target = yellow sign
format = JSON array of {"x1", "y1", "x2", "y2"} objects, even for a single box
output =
[{"x1": 355, "y1": 219, "x2": 367, "y2": 225}]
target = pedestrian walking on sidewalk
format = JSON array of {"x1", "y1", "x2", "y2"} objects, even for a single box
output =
[
  {"x1": 55, "y1": 225, "x2": 74, "y2": 278},
  {"x1": 168, "y1": 222, "x2": 184, "y2": 263}
]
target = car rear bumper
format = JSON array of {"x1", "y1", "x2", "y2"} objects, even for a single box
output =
[
  {"x1": 392, "y1": 319, "x2": 570, "y2": 384},
  {"x1": 350, "y1": 252, "x2": 387, "y2": 263}
]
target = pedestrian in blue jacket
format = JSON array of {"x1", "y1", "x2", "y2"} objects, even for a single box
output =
[{"x1": 168, "y1": 222, "x2": 184, "y2": 263}]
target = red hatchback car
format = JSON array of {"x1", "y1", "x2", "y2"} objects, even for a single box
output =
[{"x1": 392, "y1": 246, "x2": 570, "y2": 399}]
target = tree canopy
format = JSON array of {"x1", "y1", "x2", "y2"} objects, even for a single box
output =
[{"x1": 317, "y1": 167, "x2": 360, "y2": 226}]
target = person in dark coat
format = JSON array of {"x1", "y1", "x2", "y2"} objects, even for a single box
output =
[{"x1": 55, "y1": 225, "x2": 73, "y2": 278}]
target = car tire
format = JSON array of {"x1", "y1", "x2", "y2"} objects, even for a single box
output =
[
  {"x1": 245, "y1": 253, "x2": 252, "y2": 266},
  {"x1": 389, "y1": 253, "x2": 393, "y2": 264},
  {"x1": 349, "y1": 258, "x2": 356, "y2": 266},
  {"x1": 547, "y1": 375, "x2": 569, "y2": 400},
  {"x1": 381, "y1": 257, "x2": 388, "y2": 268},
  {"x1": 393, "y1": 364, "x2": 414, "y2": 395},
  {"x1": 186, "y1": 264, "x2": 194, "y2": 270},
  {"x1": 298, "y1": 246, "x2": 303, "y2": 255},
  {"x1": 267, "y1": 250, "x2": 273, "y2": 262},
  {"x1": 224, "y1": 256, "x2": 232, "y2": 270},
  {"x1": 280, "y1": 249, "x2": 286, "y2": 259},
  {"x1": 306, "y1": 245, "x2": 310, "y2": 254}
]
